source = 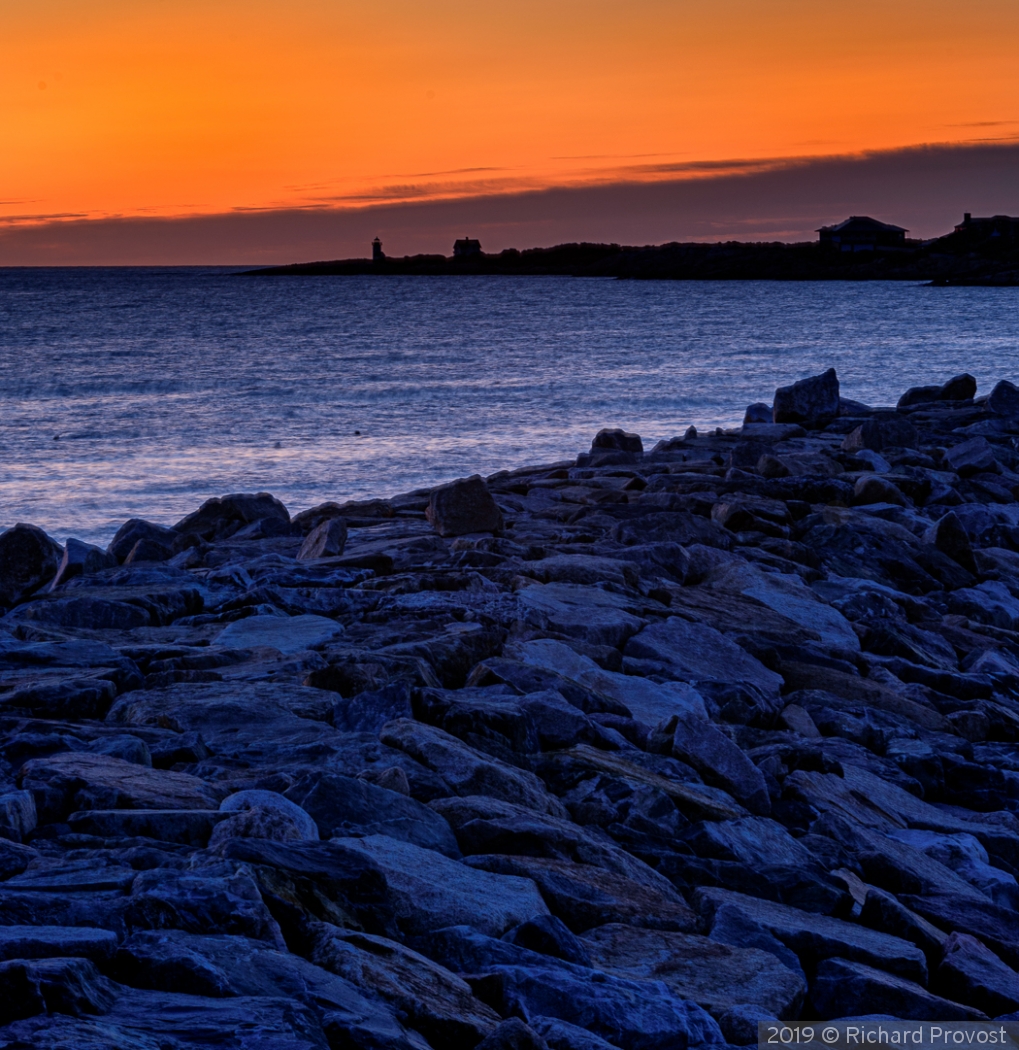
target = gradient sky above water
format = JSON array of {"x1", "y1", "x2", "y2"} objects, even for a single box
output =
[{"x1": 3, "y1": 1, "x2": 1019, "y2": 258}]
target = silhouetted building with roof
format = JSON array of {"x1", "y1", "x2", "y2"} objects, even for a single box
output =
[
  {"x1": 817, "y1": 216, "x2": 908, "y2": 252},
  {"x1": 453, "y1": 237, "x2": 482, "y2": 258},
  {"x1": 954, "y1": 213, "x2": 1019, "y2": 243},
  {"x1": 372, "y1": 237, "x2": 385, "y2": 262}
]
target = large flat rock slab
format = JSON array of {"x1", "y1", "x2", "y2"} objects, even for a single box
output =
[
  {"x1": 214, "y1": 613, "x2": 343, "y2": 654},
  {"x1": 333, "y1": 834, "x2": 550, "y2": 937},
  {"x1": 19, "y1": 751, "x2": 225, "y2": 822},
  {"x1": 507, "y1": 638, "x2": 709, "y2": 726},
  {"x1": 516, "y1": 583, "x2": 650, "y2": 648},
  {"x1": 465, "y1": 853, "x2": 697, "y2": 933},
  {"x1": 580, "y1": 922, "x2": 806, "y2": 1018},
  {"x1": 698, "y1": 886, "x2": 928, "y2": 984},
  {"x1": 105, "y1": 681, "x2": 344, "y2": 768},
  {"x1": 625, "y1": 617, "x2": 783, "y2": 696}
]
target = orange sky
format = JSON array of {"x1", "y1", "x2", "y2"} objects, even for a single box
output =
[{"x1": 3, "y1": 0, "x2": 1019, "y2": 228}]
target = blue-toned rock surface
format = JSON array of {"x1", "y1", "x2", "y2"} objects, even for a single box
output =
[{"x1": 3, "y1": 371, "x2": 1019, "y2": 1043}]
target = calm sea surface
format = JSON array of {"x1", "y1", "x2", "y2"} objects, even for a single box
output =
[{"x1": 1, "y1": 267, "x2": 1017, "y2": 545}]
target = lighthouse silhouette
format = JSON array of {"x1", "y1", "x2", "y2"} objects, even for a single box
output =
[{"x1": 372, "y1": 238, "x2": 384, "y2": 263}]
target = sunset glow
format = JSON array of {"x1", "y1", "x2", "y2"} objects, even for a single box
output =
[{"x1": 4, "y1": 0, "x2": 1019, "y2": 230}]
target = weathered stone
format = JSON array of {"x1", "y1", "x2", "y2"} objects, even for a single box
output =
[
  {"x1": 900, "y1": 894, "x2": 1019, "y2": 970},
  {"x1": 219, "y1": 789, "x2": 319, "y2": 839},
  {"x1": 810, "y1": 957, "x2": 984, "y2": 1021},
  {"x1": 380, "y1": 718, "x2": 566, "y2": 816},
  {"x1": 517, "y1": 583, "x2": 647, "y2": 649},
  {"x1": 433, "y1": 794, "x2": 677, "y2": 892},
  {"x1": 854, "y1": 475, "x2": 908, "y2": 508},
  {"x1": 293, "y1": 498, "x2": 395, "y2": 532},
  {"x1": 0, "y1": 956, "x2": 117, "y2": 1024},
  {"x1": 216, "y1": 837, "x2": 395, "y2": 936},
  {"x1": 888, "y1": 828, "x2": 1019, "y2": 908},
  {"x1": 505, "y1": 638, "x2": 709, "y2": 728},
  {"x1": 935, "y1": 932, "x2": 1019, "y2": 1016},
  {"x1": 476, "y1": 1018, "x2": 550, "y2": 1050},
  {"x1": 923, "y1": 510, "x2": 977, "y2": 572},
  {"x1": 49, "y1": 537, "x2": 117, "y2": 589},
  {"x1": 298, "y1": 517, "x2": 348, "y2": 561},
  {"x1": 779, "y1": 704, "x2": 821, "y2": 738},
  {"x1": 0, "y1": 523, "x2": 63, "y2": 607},
  {"x1": 107, "y1": 518, "x2": 179, "y2": 562},
  {"x1": 859, "y1": 886, "x2": 947, "y2": 961},
  {"x1": 744, "y1": 403, "x2": 772, "y2": 425},
  {"x1": 649, "y1": 712, "x2": 771, "y2": 815},
  {"x1": 948, "y1": 581, "x2": 1019, "y2": 631},
  {"x1": 946, "y1": 437, "x2": 999, "y2": 477},
  {"x1": 465, "y1": 854, "x2": 697, "y2": 933},
  {"x1": 580, "y1": 923, "x2": 805, "y2": 1019},
  {"x1": 898, "y1": 384, "x2": 942, "y2": 408},
  {"x1": 286, "y1": 771, "x2": 460, "y2": 856},
  {"x1": 624, "y1": 617, "x2": 782, "y2": 697},
  {"x1": 989, "y1": 379, "x2": 1019, "y2": 418},
  {"x1": 174, "y1": 491, "x2": 291, "y2": 539},
  {"x1": 540, "y1": 745, "x2": 744, "y2": 823},
  {"x1": 471, "y1": 959, "x2": 724, "y2": 1050},
  {"x1": 426, "y1": 475, "x2": 504, "y2": 536},
  {"x1": 20, "y1": 750, "x2": 225, "y2": 822},
  {"x1": 0, "y1": 837, "x2": 37, "y2": 878},
  {"x1": 0, "y1": 788, "x2": 37, "y2": 841},
  {"x1": 106, "y1": 680, "x2": 348, "y2": 770},
  {"x1": 503, "y1": 915, "x2": 593, "y2": 966},
  {"x1": 591, "y1": 429, "x2": 643, "y2": 454},
  {"x1": 711, "y1": 561, "x2": 861, "y2": 652},
  {"x1": 309, "y1": 923, "x2": 501, "y2": 1047},
  {"x1": 110, "y1": 929, "x2": 425, "y2": 1048},
  {"x1": 939, "y1": 372, "x2": 978, "y2": 400},
  {"x1": 699, "y1": 887, "x2": 928, "y2": 983},
  {"x1": 757, "y1": 453, "x2": 790, "y2": 478},
  {"x1": 529, "y1": 1016, "x2": 620, "y2": 1050},
  {"x1": 125, "y1": 865, "x2": 285, "y2": 943},
  {"x1": 772, "y1": 368, "x2": 839, "y2": 426},
  {"x1": 124, "y1": 536, "x2": 175, "y2": 563},
  {"x1": 334, "y1": 834, "x2": 550, "y2": 936},
  {"x1": 841, "y1": 417, "x2": 919, "y2": 452},
  {"x1": 214, "y1": 613, "x2": 343, "y2": 653},
  {"x1": 0, "y1": 672, "x2": 118, "y2": 722},
  {"x1": 3, "y1": 990, "x2": 336, "y2": 1049}
]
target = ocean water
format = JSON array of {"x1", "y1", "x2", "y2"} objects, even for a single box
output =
[{"x1": 1, "y1": 267, "x2": 1017, "y2": 546}]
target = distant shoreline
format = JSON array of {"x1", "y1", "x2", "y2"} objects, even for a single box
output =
[{"x1": 241, "y1": 233, "x2": 1019, "y2": 286}]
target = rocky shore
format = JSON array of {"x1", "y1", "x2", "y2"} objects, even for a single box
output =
[
  {"x1": 5, "y1": 369, "x2": 1019, "y2": 1047},
  {"x1": 243, "y1": 228, "x2": 1019, "y2": 285}
]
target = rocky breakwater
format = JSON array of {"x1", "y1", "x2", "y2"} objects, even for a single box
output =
[{"x1": 5, "y1": 370, "x2": 1019, "y2": 1046}]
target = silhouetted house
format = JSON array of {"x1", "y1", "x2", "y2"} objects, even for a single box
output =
[
  {"x1": 372, "y1": 237, "x2": 385, "y2": 262},
  {"x1": 954, "y1": 213, "x2": 1019, "y2": 243},
  {"x1": 817, "y1": 216, "x2": 908, "y2": 252},
  {"x1": 453, "y1": 237, "x2": 482, "y2": 258}
]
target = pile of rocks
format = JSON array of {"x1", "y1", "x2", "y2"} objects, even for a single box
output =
[{"x1": 3, "y1": 369, "x2": 1019, "y2": 1047}]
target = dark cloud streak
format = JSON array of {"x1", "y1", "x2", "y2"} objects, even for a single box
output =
[{"x1": 2, "y1": 141, "x2": 1018, "y2": 266}]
